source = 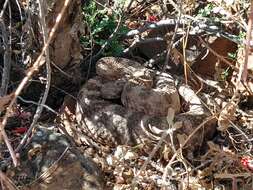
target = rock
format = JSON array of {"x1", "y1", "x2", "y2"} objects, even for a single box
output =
[{"x1": 12, "y1": 126, "x2": 104, "y2": 190}]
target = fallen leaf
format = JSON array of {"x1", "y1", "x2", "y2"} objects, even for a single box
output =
[
  {"x1": 0, "y1": 93, "x2": 14, "y2": 113},
  {"x1": 218, "y1": 102, "x2": 237, "y2": 131}
]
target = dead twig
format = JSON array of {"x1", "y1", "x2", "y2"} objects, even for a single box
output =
[
  {"x1": 0, "y1": 170, "x2": 18, "y2": 190},
  {"x1": 0, "y1": 0, "x2": 71, "y2": 167},
  {"x1": 162, "y1": 115, "x2": 217, "y2": 188},
  {"x1": 163, "y1": 7, "x2": 181, "y2": 71},
  {"x1": 0, "y1": 3, "x2": 11, "y2": 96},
  {"x1": 28, "y1": 147, "x2": 69, "y2": 185},
  {"x1": 17, "y1": 96, "x2": 58, "y2": 116},
  {"x1": 131, "y1": 108, "x2": 178, "y2": 189},
  {"x1": 242, "y1": 1, "x2": 253, "y2": 82},
  {"x1": 182, "y1": 24, "x2": 191, "y2": 85},
  {"x1": 15, "y1": 0, "x2": 53, "y2": 153},
  {"x1": 0, "y1": 0, "x2": 9, "y2": 18}
]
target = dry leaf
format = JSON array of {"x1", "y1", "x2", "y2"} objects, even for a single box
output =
[
  {"x1": 0, "y1": 93, "x2": 14, "y2": 113},
  {"x1": 167, "y1": 108, "x2": 175, "y2": 126},
  {"x1": 173, "y1": 121, "x2": 183, "y2": 130},
  {"x1": 217, "y1": 102, "x2": 236, "y2": 131},
  {"x1": 171, "y1": 48, "x2": 184, "y2": 66},
  {"x1": 177, "y1": 133, "x2": 188, "y2": 147}
]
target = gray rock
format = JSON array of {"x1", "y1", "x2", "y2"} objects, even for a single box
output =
[{"x1": 15, "y1": 126, "x2": 104, "y2": 190}]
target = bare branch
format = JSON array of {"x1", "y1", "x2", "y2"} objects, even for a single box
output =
[{"x1": 0, "y1": 0, "x2": 72, "y2": 167}]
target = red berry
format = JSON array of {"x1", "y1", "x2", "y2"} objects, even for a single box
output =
[{"x1": 148, "y1": 15, "x2": 158, "y2": 22}]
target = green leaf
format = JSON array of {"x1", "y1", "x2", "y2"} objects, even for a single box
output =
[{"x1": 81, "y1": 1, "x2": 127, "y2": 56}]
